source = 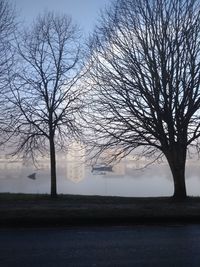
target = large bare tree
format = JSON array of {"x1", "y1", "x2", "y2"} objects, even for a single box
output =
[
  {"x1": 87, "y1": 0, "x2": 200, "y2": 199},
  {"x1": 11, "y1": 12, "x2": 84, "y2": 197}
]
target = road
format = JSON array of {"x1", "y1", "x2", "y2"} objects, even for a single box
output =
[{"x1": 1, "y1": 224, "x2": 200, "y2": 266}]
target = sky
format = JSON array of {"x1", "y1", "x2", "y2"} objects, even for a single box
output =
[{"x1": 14, "y1": 0, "x2": 112, "y2": 34}]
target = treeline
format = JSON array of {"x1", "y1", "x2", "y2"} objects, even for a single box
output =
[{"x1": 1, "y1": 0, "x2": 200, "y2": 199}]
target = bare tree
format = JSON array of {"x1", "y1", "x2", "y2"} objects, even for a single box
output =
[
  {"x1": 0, "y1": 0, "x2": 15, "y2": 83},
  {"x1": 10, "y1": 12, "x2": 84, "y2": 197},
  {"x1": 86, "y1": 0, "x2": 200, "y2": 199},
  {"x1": 0, "y1": 0, "x2": 16, "y2": 136}
]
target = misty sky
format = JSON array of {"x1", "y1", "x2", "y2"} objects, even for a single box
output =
[{"x1": 14, "y1": 0, "x2": 112, "y2": 34}]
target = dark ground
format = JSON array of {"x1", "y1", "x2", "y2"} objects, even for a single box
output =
[
  {"x1": 2, "y1": 194, "x2": 200, "y2": 267},
  {"x1": 1, "y1": 193, "x2": 200, "y2": 226},
  {"x1": 1, "y1": 224, "x2": 200, "y2": 266}
]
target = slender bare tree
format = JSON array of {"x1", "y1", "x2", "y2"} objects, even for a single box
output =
[
  {"x1": 0, "y1": 0, "x2": 16, "y2": 137},
  {"x1": 87, "y1": 0, "x2": 200, "y2": 199},
  {"x1": 10, "y1": 12, "x2": 84, "y2": 197},
  {"x1": 0, "y1": 0, "x2": 15, "y2": 83}
]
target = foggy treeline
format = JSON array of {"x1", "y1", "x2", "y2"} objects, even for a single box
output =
[{"x1": 0, "y1": 0, "x2": 200, "y2": 199}]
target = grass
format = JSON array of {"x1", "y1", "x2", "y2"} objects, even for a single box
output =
[{"x1": 1, "y1": 193, "x2": 200, "y2": 226}]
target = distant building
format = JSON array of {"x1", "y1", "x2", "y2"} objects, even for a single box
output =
[
  {"x1": 125, "y1": 155, "x2": 150, "y2": 169},
  {"x1": 66, "y1": 142, "x2": 85, "y2": 183},
  {"x1": 112, "y1": 162, "x2": 126, "y2": 176}
]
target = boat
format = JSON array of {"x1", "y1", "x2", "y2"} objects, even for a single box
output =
[
  {"x1": 27, "y1": 173, "x2": 36, "y2": 180},
  {"x1": 91, "y1": 164, "x2": 113, "y2": 172}
]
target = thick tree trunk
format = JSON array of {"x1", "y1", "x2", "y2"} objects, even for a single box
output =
[
  {"x1": 165, "y1": 145, "x2": 187, "y2": 200},
  {"x1": 49, "y1": 136, "x2": 57, "y2": 198}
]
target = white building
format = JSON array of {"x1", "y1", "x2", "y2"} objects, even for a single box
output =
[{"x1": 66, "y1": 142, "x2": 85, "y2": 183}]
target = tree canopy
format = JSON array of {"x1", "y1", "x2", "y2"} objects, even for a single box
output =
[
  {"x1": 10, "y1": 12, "x2": 85, "y2": 196},
  {"x1": 86, "y1": 0, "x2": 200, "y2": 199}
]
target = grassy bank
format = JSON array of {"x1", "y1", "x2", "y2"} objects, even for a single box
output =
[{"x1": 1, "y1": 193, "x2": 200, "y2": 226}]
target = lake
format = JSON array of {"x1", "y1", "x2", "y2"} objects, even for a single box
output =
[{"x1": 0, "y1": 148, "x2": 200, "y2": 197}]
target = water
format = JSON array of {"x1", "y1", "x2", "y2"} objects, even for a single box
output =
[{"x1": 0, "y1": 151, "x2": 200, "y2": 197}]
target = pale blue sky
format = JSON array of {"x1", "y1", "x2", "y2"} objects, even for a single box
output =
[{"x1": 14, "y1": 0, "x2": 112, "y2": 34}]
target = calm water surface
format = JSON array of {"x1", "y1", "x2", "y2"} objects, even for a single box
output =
[{"x1": 0, "y1": 150, "x2": 200, "y2": 197}]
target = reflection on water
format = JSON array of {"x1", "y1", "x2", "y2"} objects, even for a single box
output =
[
  {"x1": 0, "y1": 147, "x2": 200, "y2": 196},
  {"x1": 66, "y1": 142, "x2": 85, "y2": 183}
]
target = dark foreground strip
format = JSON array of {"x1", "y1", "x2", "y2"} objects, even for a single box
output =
[{"x1": 1, "y1": 215, "x2": 200, "y2": 228}]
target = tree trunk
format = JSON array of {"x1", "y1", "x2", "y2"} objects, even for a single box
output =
[
  {"x1": 165, "y1": 145, "x2": 187, "y2": 200},
  {"x1": 49, "y1": 136, "x2": 57, "y2": 198}
]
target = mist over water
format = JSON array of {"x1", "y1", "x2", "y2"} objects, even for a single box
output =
[{"x1": 0, "y1": 149, "x2": 200, "y2": 197}]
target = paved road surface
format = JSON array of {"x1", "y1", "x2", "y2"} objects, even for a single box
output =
[{"x1": 1, "y1": 224, "x2": 200, "y2": 266}]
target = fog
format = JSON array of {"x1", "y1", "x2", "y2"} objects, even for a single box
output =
[{"x1": 0, "y1": 149, "x2": 200, "y2": 197}]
